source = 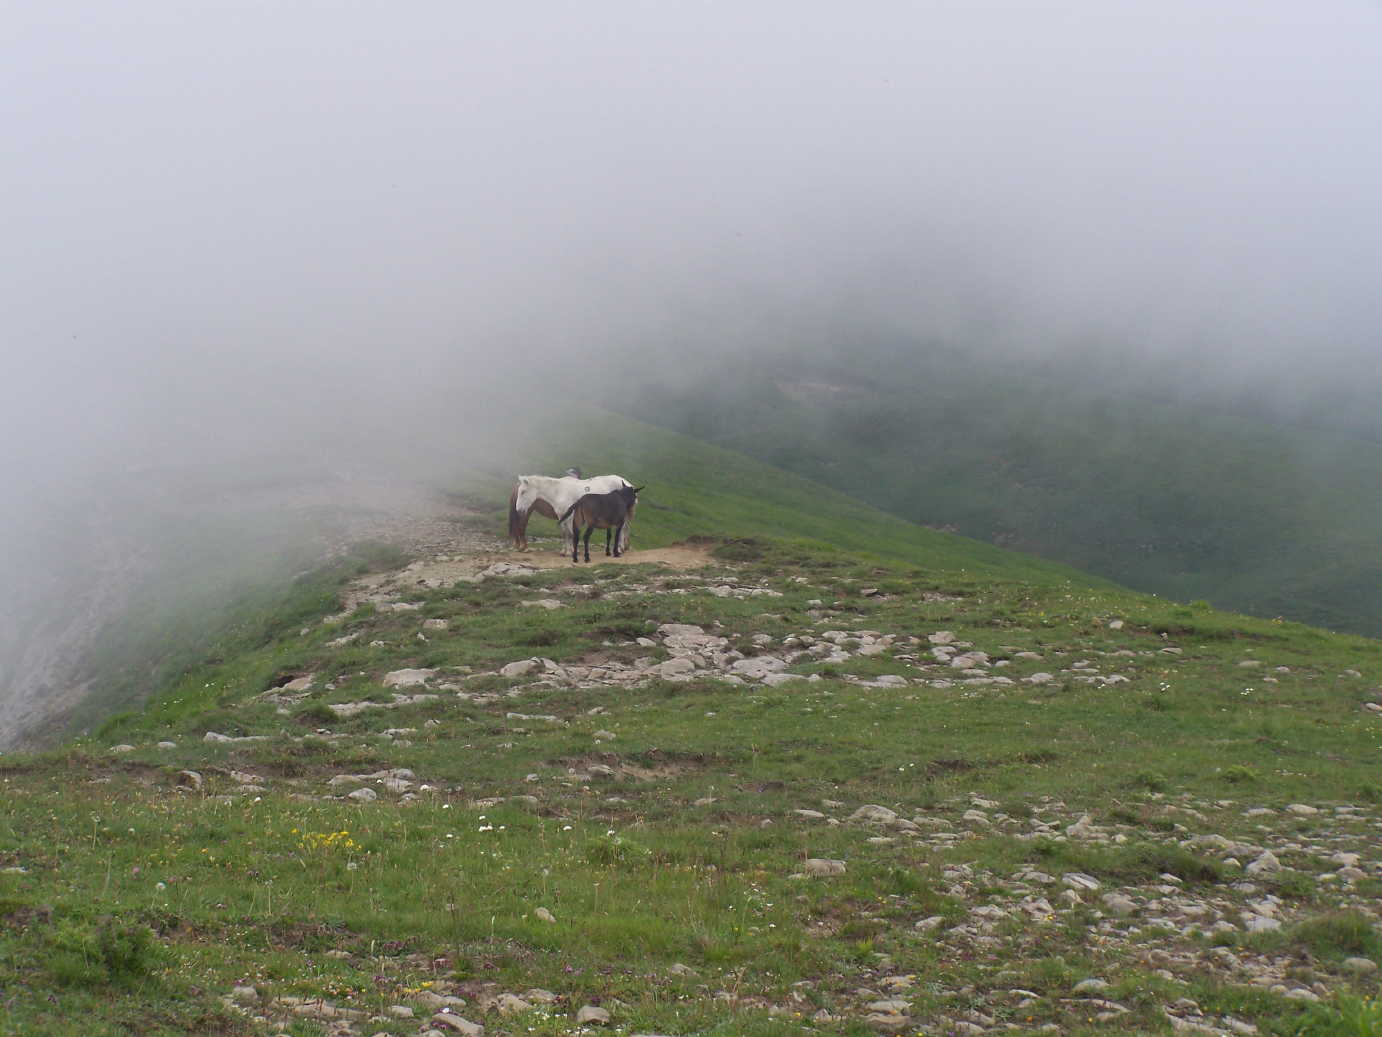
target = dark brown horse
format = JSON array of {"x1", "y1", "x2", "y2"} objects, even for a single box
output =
[{"x1": 558, "y1": 485, "x2": 642, "y2": 562}]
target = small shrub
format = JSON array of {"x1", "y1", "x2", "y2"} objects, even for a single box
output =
[
  {"x1": 1222, "y1": 765, "x2": 1260, "y2": 784},
  {"x1": 50, "y1": 919, "x2": 162, "y2": 987},
  {"x1": 293, "y1": 702, "x2": 336, "y2": 725},
  {"x1": 1129, "y1": 771, "x2": 1170, "y2": 792},
  {"x1": 1268, "y1": 870, "x2": 1318, "y2": 900}
]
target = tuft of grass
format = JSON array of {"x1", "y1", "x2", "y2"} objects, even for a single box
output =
[
  {"x1": 1292, "y1": 993, "x2": 1382, "y2": 1036},
  {"x1": 1283, "y1": 912, "x2": 1382, "y2": 963}
]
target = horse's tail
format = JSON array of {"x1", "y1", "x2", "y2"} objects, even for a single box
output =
[
  {"x1": 558, "y1": 498, "x2": 582, "y2": 524},
  {"x1": 508, "y1": 485, "x2": 525, "y2": 546}
]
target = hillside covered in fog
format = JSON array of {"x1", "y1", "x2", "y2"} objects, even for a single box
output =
[{"x1": 620, "y1": 342, "x2": 1382, "y2": 637}]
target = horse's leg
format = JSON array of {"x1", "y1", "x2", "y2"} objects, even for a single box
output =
[
  {"x1": 583, "y1": 525, "x2": 594, "y2": 563},
  {"x1": 570, "y1": 521, "x2": 579, "y2": 563},
  {"x1": 604, "y1": 526, "x2": 612, "y2": 556},
  {"x1": 612, "y1": 520, "x2": 623, "y2": 557}
]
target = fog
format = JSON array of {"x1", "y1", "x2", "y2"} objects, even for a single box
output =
[{"x1": 3, "y1": 1, "x2": 1381, "y2": 743}]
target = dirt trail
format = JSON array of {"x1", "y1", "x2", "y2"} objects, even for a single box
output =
[
  {"x1": 346, "y1": 542, "x2": 714, "y2": 607},
  {"x1": 339, "y1": 486, "x2": 714, "y2": 608}
]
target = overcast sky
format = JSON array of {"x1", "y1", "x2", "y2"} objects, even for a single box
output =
[{"x1": 3, "y1": 0, "x2": 1381, "y2": 480}]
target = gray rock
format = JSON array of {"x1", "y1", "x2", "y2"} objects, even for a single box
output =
[
  {"x1": 347, "y1": 787, "x2": 378, "y2": 803},
  {"x1": 496, "y1": 994, "x2": 532, "y2": 1015},
  {"x1": 730, "y1": 656, "x2": 788, "y2": 679},
  {"x1": 1101, "y1": 893, "x2": 1137, "y2": 916},
  {"x1": 850, "y1": 804, "x2": 898, "y2": 824},
  {"x1": 656, "y1": 657, "x2": 696, "y2": 679},
  {"x1": 1062, "y1": 872, "x2": 1100, "y2": 891},
  {"x1": 1245, "y1": 851, "x2": 1281, "y2": 876},
  {"x1": 383, "y1": 668, "x2": 437, "y2": 687},
  {"x1": 1073, "y1": 978, "x2": 1110, "y2": 994},
  {"x1": 429, "y1": 1014, "x2": 484, "y2": 1036},
  {"x1": 576, "y1": 1005, "x2": 611, "y2": 1025},
  {"x1": 1341, "y1": 957, "x2": 1378, "y2": 975}
]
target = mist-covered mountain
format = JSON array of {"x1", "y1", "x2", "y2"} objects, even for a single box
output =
[{"x1": 618, "y1": 342, "x2": 1382, "y2": 637}]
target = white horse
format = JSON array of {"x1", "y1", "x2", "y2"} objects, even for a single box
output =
[{"x1": 508, "y1": 473, "x2": 634, "y2": 552}]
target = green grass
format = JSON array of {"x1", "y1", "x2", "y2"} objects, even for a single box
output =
[{"x1": 3, "y1": 412, "x2": 1380, "y2": 1034}]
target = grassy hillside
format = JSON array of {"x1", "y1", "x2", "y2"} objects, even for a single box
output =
[
  {"x1": 2, "y1": 413, "x2": 1379, "y2": 1036},
  {"x1": 615, "y1": 346, "x2": 1382, "y2": 638}
]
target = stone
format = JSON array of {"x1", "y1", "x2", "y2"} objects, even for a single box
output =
[
  {"x1": 730, "y1": 656, "x2": 788, "y2": 679},
  {"x1": 656, "y1": 657, "x2": 696, "y2": 679},
  {"x1": 1285, "y1": 803, "x2": 1319, "y2": 815},
  {"x1": 914, "y1": 915, "x2": 945, "y2": 931},
  {"x1": 803, "y1": 858, "x2": 847, "y2": 877},
  {"x1": 1065, "y1": 814, "x2": 1096, "y2": 837},
  {"x1": 576, "y1": 1005, "x2": 611, "y2": 1025},
  {"x1": 494, "y1": 994, "x2": 532, "y2": 1015},
  {"x1": 347, "y1": 787, "x2": 378, "y2": 803},
  {"x1": 850, "y1": 804, "x2": 898, "y2": 824},
  {"x1": 865, "y1": 999, "x2": 911, "y2": 1013},
  {"x1": 383, "y1": 668, "x2": 437, "y2": 687},
  {"x1": 155, "y1": 741, "x2": 177, "y2": 749},
  {"x1": 1341, "y1": 957, "x2": 1378, "y2": 975},
  {"x1": 429, "y1": 1014, "x2": 484, "y2": 1036},
  {"x1": 1073, "y1": 978, "x2": 1109, "y2": 994},
  {"x1": 1245, "y1": 915, "x2": 1281, "y2": 933},
  {"x1": 1062, "y1": 872, "x2": 1100, "y2": 891},
  {"x1": 658, "y1": 622, "x2": 706, "y2": 637},
  {"x1": 1101, "y1": 893, "x2": 1137, "y2": 916},
  {"x1": 1244, "y1": 851, "x2": 1281, "y2": 876},
  {"x1": 388, "y1": 1005, "x2": 416, "y2": 1018}
]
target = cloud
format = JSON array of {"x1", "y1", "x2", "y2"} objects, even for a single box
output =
[{"x1": 2, "y1": 1, "x2": 1380, "y2": 739}]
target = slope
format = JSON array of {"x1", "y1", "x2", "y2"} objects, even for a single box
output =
[
  {"x1": 615, "y1": 347, "x2": 1382, "y2": 637},
  {"x1": 0, "y1": 412, "x2": 1378, "y2": 1036}
]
